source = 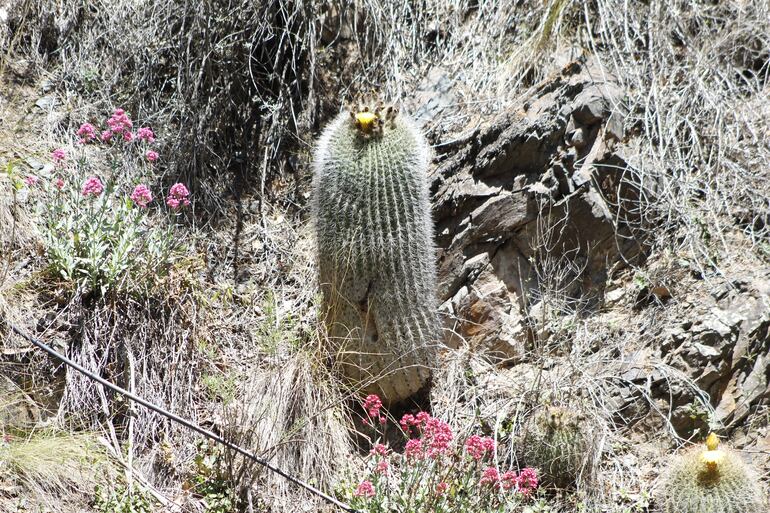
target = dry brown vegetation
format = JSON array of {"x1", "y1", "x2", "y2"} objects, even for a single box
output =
[{"x1": 1, "y1": 1, "x2": 769, "y2": 512}]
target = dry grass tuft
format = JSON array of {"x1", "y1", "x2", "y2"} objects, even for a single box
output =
[
  {"x1": 220, "y1": 345, "x2": 354, "y2": 511},
  {"x1": 0, "y1": 428, "x2": 112, "y2": 510}
]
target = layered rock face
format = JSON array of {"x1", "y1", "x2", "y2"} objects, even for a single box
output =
[{"x1": 429, "y1": 59, "x2": 639, "y2": 359}]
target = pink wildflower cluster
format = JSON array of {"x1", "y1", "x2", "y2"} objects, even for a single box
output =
[
  {"x1": 136, "y1": 127, "x2": 155, "y2": 143},
  {"x1": 130, "y1": 184, "x2": 153, "y2": 208},
  {"x1": 72, "y1": 109, "x2": 158, "y2": 162},
  {"x1": 400, "y1": 411, "x2": 453, "y2": 459},
  {"x1": 483, "y1": 467, "x2": 539, "y2": 496},
  {"x1": 106, "y1": 108, "x2": 134, "y2": 141},
  {"x1": 24, "y1": 175, "x2": 39, "y2": 187},
  {"x1": 362, "y1": 395, "x2": 386, "y2": 425},
  {"x1": 166, "y1": 183, "x2": 190, "y2": 210},
  {"x1": 81, "y1": 176, "x2": 104, "y2": 197},
  {"x1": 77, "y1": 123, "x2": 97, "y2": 144},
  {"x1": 480, "y1": 466, "x2": 500, "y2": 488},
  {"x1": 354, "y1": 480, "x2": 375, "y2": 498},
  {"x1": 52, "y1": 148, "x2": 66, "y2": 165},
  {"x1": 351, "y1": 400, "x2": 540, "y2": 509},
  {"x1": 464, "y1": 434, "x2": 495, "y2": 460}
]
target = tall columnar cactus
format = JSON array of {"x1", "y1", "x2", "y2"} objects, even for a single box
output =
[
  {"x1": 657, "y1": 433, "x2": 767, "y2": 513},
  {"x1": 311, "y1": 104, "x2": 438, "y2": 404}
]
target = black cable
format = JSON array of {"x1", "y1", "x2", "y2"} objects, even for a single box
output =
[{"x1": 8, "y1": 323, "x2": 357, "y2": 513}]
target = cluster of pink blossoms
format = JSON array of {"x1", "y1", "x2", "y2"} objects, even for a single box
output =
[
  {"x1": 353, "y1": 394, "x2": 540, "y2": 505},
  {"x1": 480, "y1": 466, "x2": 539, "y2": 496},
  {"x1": 400, "y1": 411, "x2": 453, "y2": 459},
  {"x1": 130, "y1": 184, "x2": 153, "y2": 208},
  {"x1": 136, "y1": 127, "x2": 155, "y2": 143},
  {"x1": 362, "y1": 394, "x2": 386, "y2": 425},
  {"x1": 353, "y1": 480, "x2": 375, "y2": 498},
  {"x1": 81, "y1": 176, "x2": 104, "y2": 197},
  {"x1": 77, "y1": 123, "x2": 97, "y2": 144},
  {"x1": 464, "y1": 434, "x2": 496, "y2": 460},
  {"x1": 166, "y1": 183, "x2": 190, "y2": 210},
  {"x1": 76, "y1": 108, "x2": 159, "y2": 163},
  {"x1": 52, "y1": 148, "x2": 66, "y2": 165},
  {"x1": 106, "y1": 108, "x2": 134, "y2": 141}
]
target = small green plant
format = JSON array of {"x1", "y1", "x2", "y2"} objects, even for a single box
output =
[
  {"x1": 340, "y1": 395, "x2": 544, "y2": 513},
  {"x1": 188, "y1": 441, "x2": 242, "y2": 513},
  {"x1": 657, "y1": 433, "x2": 767, "y2": 513},
  {"x1": 520, "y1": 406, "x2": 597, "y2": 488},
  {"x1": 202, "y1": 372, "x2": 237, "y2": 402},
  {"x1": 94, "y1": 483, "x2": 153, "y2": 513}
]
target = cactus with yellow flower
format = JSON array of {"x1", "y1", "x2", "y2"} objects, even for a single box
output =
[
  {"x1": 657, "y1": 433, "x2": 767, "y2": 513},
  {"x1": 311, "y1": 102, "x2": 438, "y2": 404}
]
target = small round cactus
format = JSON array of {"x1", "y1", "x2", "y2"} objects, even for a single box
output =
[
  {"x1": 520, "y1": 406, "x2": 597, "y2": 488},
  {"x1": 657, "y1": 433, "x2": 767, "y2": 513},
  {"x1": 311, "y1": 102, "x2": 439, "y2": 404}
]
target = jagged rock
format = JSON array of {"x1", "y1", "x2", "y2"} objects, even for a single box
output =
[
  {"x1": 449, "y1": 267, "x2": 525, "y2": 362},
  {"x1": 429, "y1": 57, "x2": 639, "y2": 353}
]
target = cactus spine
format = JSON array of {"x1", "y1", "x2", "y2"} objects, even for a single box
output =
[
  {"x1": 311, "y1": 104, "x2": 438, "y2": 404},
  {"x1": 657, "y1": 433, "x2": 767, "y2": 513}
]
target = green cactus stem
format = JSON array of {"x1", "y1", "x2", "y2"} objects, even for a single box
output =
[{"x1": 311, "y1": 104, "x2": 439, "y2": 404}]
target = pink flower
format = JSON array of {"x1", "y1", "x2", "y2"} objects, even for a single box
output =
[
  {"x1": 423, "y1": 416, "x2": 453, "y2": 459},
  {"x1": 400, "y1": 411, "x2": 433, "y2": 434},
  {"x1": 480, "y1": 466, "x2": 500, "y2": 488},
  {"x1": 146, "y1": 150, "x2": 159, "y2": 162},
  {"x1": 54, "y1": 178, "x2": 65, "y2": 190},
  {"x1": 375, "y1": 459, "x2": 389, "y2": 474},
  {"x1": 436, "y1": 482, "x2": 449, "y2": 495},
  {"x1": 166, "y1": 182, "x2": 190, "y2": 210},
  {"x1": 123, "y1": 131, "x2": 134, "y2": 142},
  {"x1": 400, "y1": 414, "x2": 416, "y2": 434},
  {"x1": 24, "y1": 175, "x2": 38, "y2": 187},
  {"x1": 370, "y1": 443, "x2": 388, "y2": 457},
  {"x1": 465, "y1": 435, "x2": 495, "y2": 460},
  {"x1": 501, "y1": 470, "x2": 518, "y2": 490},
  {"x1": 400, "y1": 412, "x2": 453, "y2": 459},
  {"x1": 106, "y1": 108, "x2": 133, "y2": 134},
  {"x1": 516, "y1": 467, "x2": 538, "y2": 496},
  {"x1": 81, "y1": 176, "x2": 104, "y2": 197},
  {"x1": 101, "y1": 129, "x2": 113, "y2": 142},
  {"x1": 130, "y1": 184, "x2": 153, "y2": 208},
  {"x1": 136, "y1": 127, "x2": 155, "y2": 143},
  {"x1": 404, "y1": 438, "x2": 424, "y2": 461},
  {"x1": 353, "y1": 480, "x2": 375, "y2": 498},
  {"x1": 52, "y1": 148, "x2": 66, "y2": 164},
  {"x1": 77, "y1": 123, "x2": 97, "y2": 143},
  {"x1": 363, "y1": 395, "x2": 386, "y2": 425}
]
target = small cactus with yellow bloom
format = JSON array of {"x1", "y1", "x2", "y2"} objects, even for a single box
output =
[
  {"x1": 311, "y1": 101, "x2": 438, "y2": 404},
  {"x1": 657, "y1": 433, "x2": 768, "y2": 513}
]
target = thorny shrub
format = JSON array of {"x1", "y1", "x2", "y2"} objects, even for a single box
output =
[
  {"x1": 341, "y1": 395, "x2": 548, "y2": 513},
  {"x1": 10, "y1": 109, "x2": 192, "y2": 297}
]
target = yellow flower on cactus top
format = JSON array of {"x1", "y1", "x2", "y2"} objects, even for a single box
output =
[{"x1": 700, "y1": 433, "x2": 724, "y2": 472}]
